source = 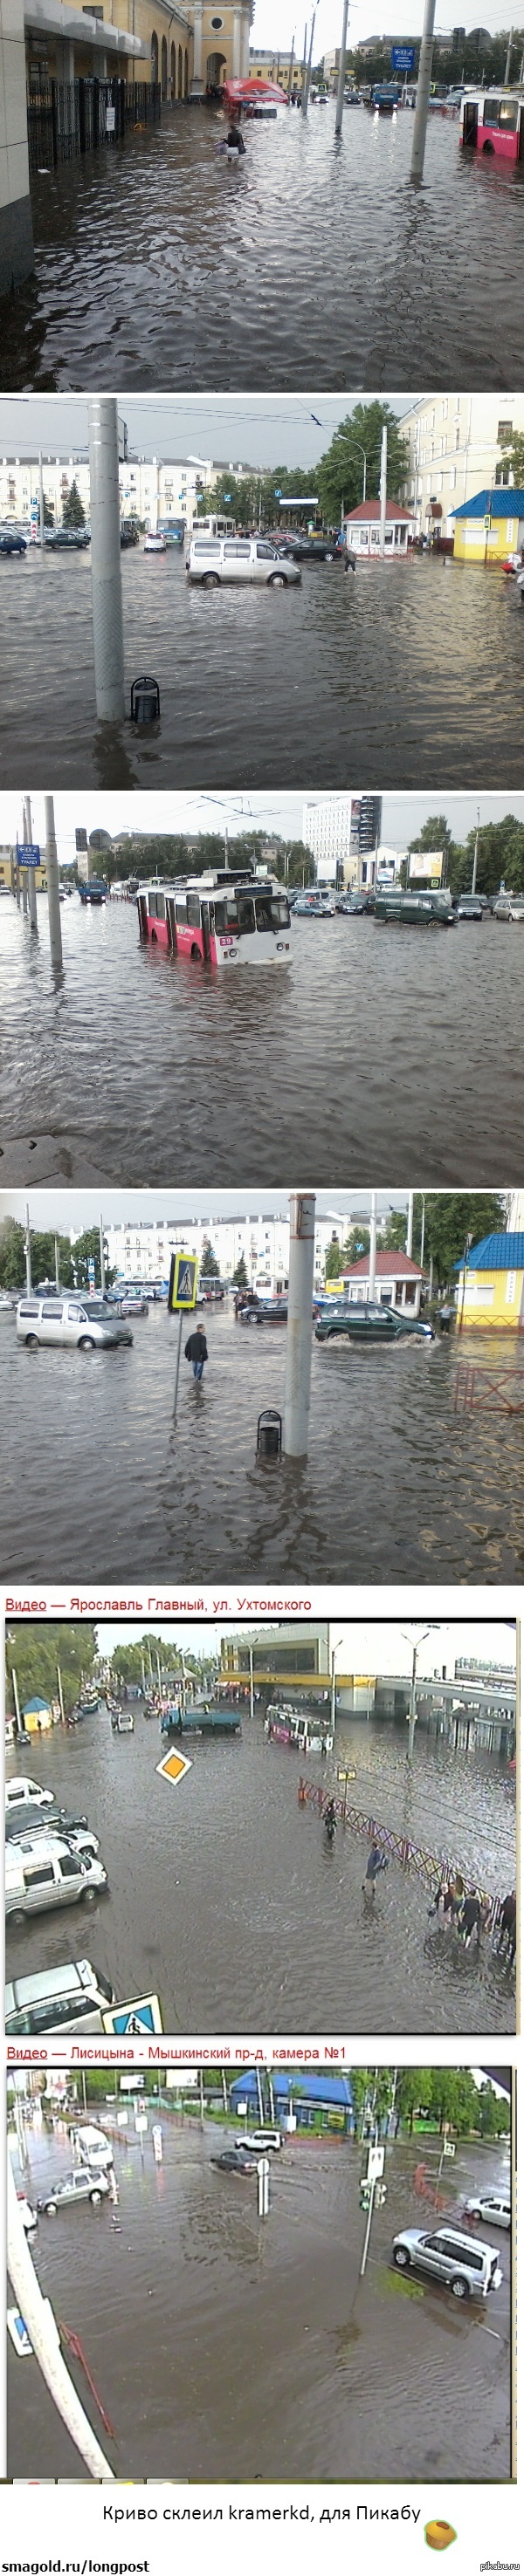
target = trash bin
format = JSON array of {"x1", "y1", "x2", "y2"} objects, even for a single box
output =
[
  {"x1": 130, "y1": 675, "x2": 161, "y2": 726},
  {"x1": 257, "y1": 1409, "x2": 282, "y2": 1457}
]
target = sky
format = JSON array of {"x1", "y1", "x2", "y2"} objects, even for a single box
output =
[
  {"x1": 1, "y1": 791, "x2": 522, "y2": 874},
  {"x1": 0, "y1": 394, "x2": 411, "y2": 472},
  {"x1": 251, "y1": 0, "x2": 514, "y2": 49},
  {"x1": 2, "y1": 1185, "x2": 414, "y2": 1228},
  {"x1": 95, "y1": 1616, "x2": 515, "y2": 1673}
]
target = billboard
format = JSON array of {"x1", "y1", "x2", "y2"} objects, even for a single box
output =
[{"x1": 409, "y1": 851, "x2": 444, "y2": 882}]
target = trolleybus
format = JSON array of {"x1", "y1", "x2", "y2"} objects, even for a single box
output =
[{"x1": 136, "y1": 867, "x2": 292, "y2": 968}]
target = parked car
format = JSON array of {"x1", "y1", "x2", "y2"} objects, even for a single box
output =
[
  {"x1": 5, "y1": 1801, "x2": 89, "y2": 1846},
  {"x1": 5, "y1": 1834, "x2": 107, "y2": 1922},
  {"x1": 6, "y1": 1776, "x2": 55, "y2": 1813},
  {"x1": 391, "y1": 2223, "x2": 502, "y2": 2299},
  {"x1": 455, "y1": 895, "x2": 484, "y2": 920},
  {"x1": 5, "y1": 1959, "x2": 114, "y2": 2038},
  {"x1": 16, "y1": 1295, "x2": 133, "y2": 1349},
  {"x1": 235, "y1": 2129, "x2": 282, "y2": 2153},
  {"x1": 45, "y1": 528, "x2": 90, "y2": 550},
  {"x1": 315, "y1": 1302, "x2": 433, "y2": 1342},
  {"x1": 38, "y1": 2166, "x2": 110, "y2": 2215},
  {"x1": 211, "y1": 2148, "x2": 259, "y2": 2174},
  {"x1": 143, "y1": 531, "x2": 167, "y2": 552},
  {"x1": 275, "y1": 535, "x2": 339, "y2": 562},
  {"x1": 463, "y1": 2191, "x2": 511, "y2": 2231},
  {"x1": 492, "y1": 894, "x2": 513, "y2": 919},
  {"x1": 0, "y1": 531, "x2": 27, "y2": 554},
  {"x1": 186, "y1": 535, "x2": 301, "y2": 587},
  {"x1": 121, "y1": 522, "x2": 140, "y2": 547},
  {"x1": 116, "y1": 1294, "x2": 148, "y2": 1316}
]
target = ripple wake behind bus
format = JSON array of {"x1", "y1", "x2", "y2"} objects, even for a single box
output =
[{"x1": 136, "y1": 866, "x2": 293, "y2": 968}]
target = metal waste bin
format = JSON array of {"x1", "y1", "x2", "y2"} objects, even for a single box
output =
[
  {"x1": 257, "y1": 1409, "x2": 282, "y2": 1458},
  {"x1": 130, "y1": 675, "x2": 161, "y2": 726}
]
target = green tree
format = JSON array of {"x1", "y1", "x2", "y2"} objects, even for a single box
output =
[
  {"x1": 342, "y1": 1225, "x2": 370, "y2": 1267},
  {"x1": 5, "y1": 1621, "x2": 97, "y2": 1721},
  {"x1": 382, "y1": 1210, "x2": 408, "y2": 1252},
  {"x1": 396, "y1": 2069, "x2": 436, "y2": 2133},
  {"x1": 71, "y1": 1228, "x2": 115, "y2": 1291},
  {"x1": 324, "y1": 1238, "x2": 342, "y2": 1279},
  {"x1": 502, "y1": 430, "x2": 524, "y2": 488},
  {"x1": 42, "y1": 494, "x2": 54, "y2": 527},
  {"x1": 62, "y1": 479, "x2": 86, "y2": 530},
  {"x1": 422, "y1": 1194, "x2": 507, "y2": 1288},
  {"x1": 232, "y1": 1254, "x2": 248, "y2": 1287},
  {"x1": 317, "y1": 403, "x2": 410, "y2": 526},
  {"x1": 200, "y1": 1239, "x2": 220, "y2": 1278}
]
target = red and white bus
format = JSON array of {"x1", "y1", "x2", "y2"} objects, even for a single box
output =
[
  {"x1": 136, "y1": 868, "x2": 293, "y2": 969},
  {"x1": 459, "y1": 87, "x2": 524, "y2": 162}
]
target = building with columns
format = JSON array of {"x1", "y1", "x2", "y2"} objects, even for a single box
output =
[
  {"x1": 186, "y1": 0, "x2": 254, "y2": 94},
  {"x1": 23, "y1": 1, "x2": 254, "y2": 99}
]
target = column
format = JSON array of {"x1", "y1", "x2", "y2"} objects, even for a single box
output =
[
  {"x1": 0, "y1": 0, "x2": 34, "y2": 296},
  {"x1": 191, "y1": 0, "x2": 203, "y2": 89},
  {"x1": 232, "y1": 6, "x2": 242, "y2": 77},
  {"x1": 240, "y1": 6, "x2": 251, "y2": 75}
]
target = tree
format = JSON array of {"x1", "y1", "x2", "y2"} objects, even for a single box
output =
[
  {"x1": 382, "y1": 1210, "x2": 408, "y2": 1252},
  {"x1": 232, "y1": 1254, "x2": 248, "y2": 1287},
  {"x1": 502, "y1": 430, "x2": 524, "y2": 489},
  {"x1": 342, "y1": 1226, "x2": 369, "y2": 1267},
  {"x1": 70, "y1": 1228, "x2": 115, "y2": 1291},
  {"x1": 200, "y1": 1238, "x2": 220, "y2": 1278},
  {"x1": 396, "y1": 2068, "x2": 436, "y2": 2133},
  {"x1": 403, "y1": 813, "x2": 462, "y2": 891},
  {"x1": 5, "y1": 1621, "x2": 97, "y2": 1721},
  {"x1": 316, "y1": 402, "x2": 410, "y2": 526},
  {"x1": 62, "y1": 479, "x2": 86, "y2": 529},
  {"x1": 43, "y1": 494, "x2": 54, "y2": 527},
  {"x1": 422, "y1": 1194, "x2": 507, "y2": 1289},
  {"x1": 324, "y1": 1238, "x2": 342, "y2": 1278}
]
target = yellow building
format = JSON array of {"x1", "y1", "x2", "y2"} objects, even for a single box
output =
[
  {"x1": 458, "y1": 1232, "x2": 524, "y2": 1330},
  {"x1": 0, "y1": 846, "x2": 47, "y2": 890},
  {"x1": 248, "y1": 47, "x2": 303, "y2": 91},
  {"x1": 452, "y1": 487, "x2": 524, "y2": 564},
  {"x1": 24, "y1": 1, "x2": 254, "y2": 93}
]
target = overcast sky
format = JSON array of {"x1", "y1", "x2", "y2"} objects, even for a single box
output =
[
  {"x1": 251, "y1": 1, "x2": 514, "y2": 48},
  {"x1": 0, "y1": 394, "x2": 411, "y2": 471},
  {"x1": 95, "y1": 1616, "x2": 515, "y2": 1671},
  {"x1": 2, "y1": 1185, "x2": 414, "y2": 1227},
  {"x1": 2, "y1": 791, "x2": 522, "y2": 872}
]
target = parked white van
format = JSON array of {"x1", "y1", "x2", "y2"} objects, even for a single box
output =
[
  {"x1": 6, "y1": 1776, "x2": 55, "y2": 1813},
  {"x1": 5, "y1": 1834, "x2": 107, "y2": 1922},
  {"x1": 186, "y1": 535, "x2": 302, "y2": 588},
  {"x1": 16, "y1": 1296, "x2": 133, "y2": 1349},
  {"x1": 5, "y1": 1959, "x2": 114, "y2": 2037}
]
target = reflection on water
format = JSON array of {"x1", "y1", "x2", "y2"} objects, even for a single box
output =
[
  {"x1": 8, "y1": 2127, "x2": 511, "y2": 2479},
  {"x1": 1, "y1": 896, "x2": 523, "y2": 1180},
  {"x1": 5, "y1": 1704, "x2": 516, "y2": 2031},
  {"x1": 2, "y1": 106, "x2": 524, "y2": 389},
  {"x1": 1, "y1": 550, "x2": 523, "y2": 789}
]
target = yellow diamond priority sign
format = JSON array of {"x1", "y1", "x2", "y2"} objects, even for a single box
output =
[{"x1": 156, "y1": 1746, "x2": 192, "y2": 1786}]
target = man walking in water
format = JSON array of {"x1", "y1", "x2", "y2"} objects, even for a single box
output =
[{"x1": 184, "y1": 1321, "x2": 208, "y2": 1382}]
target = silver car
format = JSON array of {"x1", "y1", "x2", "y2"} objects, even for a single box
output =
[
  {"x1": 463, "y1": 2191, "x2": 511, "y2": 2231},
  {"x1": 186, "y1": 535, "x2": 301, "y2": 589},
  {"x1": 38, "y1": 2166, "x2": 110, "y2": 2215},
  {"x1": 16, "y1": 1295, "x2": 133, "y2": 1349},
  {"x1": 391, "y1": 2223, "x2": 502, "y2": 2299}
]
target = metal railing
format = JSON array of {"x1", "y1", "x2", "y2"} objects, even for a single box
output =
[
  {"x1": 297, "y1": 1774, "x2": 506, "y2": 1931},
  {"x1": 27, "y1": 79, "x2": 161, "y2": 177}
]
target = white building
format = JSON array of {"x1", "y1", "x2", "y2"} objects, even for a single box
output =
[
  {"x1": 399, "y1": 393, "x2": 524, "y2": 538},
  {"x1": 102, "y1": 1212, "x2": 346, "y2": 1293},
  {"x1": 302, "y1": 798, "x2": 355, "y2": 885},
  {"x1": 0, "y1": 453, "x2": 215, "y2": 533}
]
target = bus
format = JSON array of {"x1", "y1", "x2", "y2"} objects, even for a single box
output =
[
  {"x1": 192, "y1": 514, "x2": 236, "y2": 538},
  {"x1": 136, "y1": 867, "x2": 293, "y2": 969},
  {"x1": 459, "y1": 87, "x2": 524, "y2": 161}
]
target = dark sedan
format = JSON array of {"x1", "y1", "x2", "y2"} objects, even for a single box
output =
[
  {"x1": 315, "y1": 1302, "x2": 434, "y2": 1343},
  {"x1": 210, "y1": 2148, "x2": 259, "y2": 2175},
  {"x1": 45, "y1": 528, "x2": 91, "y2": 550},
  {"x1": 275, "y1": 535, "x2": 340, "y2": 562},
  {"x1": 0, "y1": 531, "x2": 27, "y2": 554}
]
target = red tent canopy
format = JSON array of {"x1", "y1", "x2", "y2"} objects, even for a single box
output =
[{"x1": 223, "y1": 77, "x2": 288, "y2": 112}]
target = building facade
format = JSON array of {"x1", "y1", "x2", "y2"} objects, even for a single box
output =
[
  {"x1": 399, "y1": 392, "x2": 524, "y2": 538},
  {"x1": 341, "y1": 1250, "x2": 424, "y2": 1313},
  {"x1": 0, "y1": 841, "x2": 47, "y2": 890},
  {"x1": 457, "y1": 1231, "x2": 524, "y2": 1329},
  {"x1": 344, "y1": 498, "x2": 414, "y2": 555},
  {"x1": 24, "y1": 2, "x2": 254, "y2": 96},
  {"x1": 102, "y1": 1211, "x2": 342, "y2": 1289},
  {"x1": 452, "y1": 487, "x2": 524, "y2": 565},
  {"x1": 0, "y1": 452, "x2": 214, "y2": 530}
]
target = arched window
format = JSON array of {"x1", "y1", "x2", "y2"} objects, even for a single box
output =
[
  {"x1": 151, "y1": 31, "x2": 158, "y2": 86},
  {"x1": 161, "y1": 35, "x2": 168, "y2": 97},
  {"x1": 178, "y1": 44, "x2": 183, "y2": 94},
  {"x1": 184, "y1": 46, "x2": 189, "y2": 94},
  {"x1": 170, "y1": 41, "x2": 176, "y2": 93}
]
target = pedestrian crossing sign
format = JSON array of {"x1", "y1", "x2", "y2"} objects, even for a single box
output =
[
  {"x1": 102, "y1": 1994, "x2": 164, "y2": 2036},
  {"x1": 169, "y1": 1252, "x2": 198, "y2": 1312}
]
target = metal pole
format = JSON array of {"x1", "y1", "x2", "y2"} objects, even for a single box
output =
[
  {"x1": 302, "y1": 8, "x2": 316, "y2": 113},
  {"x1": 406, "y1": 1190, "x2": 414, "y2": 1257},
  {"x1": 334, "y1": 0, "x2": 349, "y2": 134},
  {"x1": 419, "y1": 1197, "x2": 425, "y2": 1276},
  {"x1": 331, "y1": 1648, "x2": 337, "y2": 1737},
  {"x1": 88, "y1": 398, "x2": 126, "y2": 723},
  {"x1": 378, "y1": 427, "x2": 387, "y2": 557},
  {"x1": 24, "y1": 1203, "x2": 32, "y2": 1295},
  {"x1": 11, "y1": 1665, "x2": 22, "y2": 1737},
  {"x1": 7, "y1": 2163, "x2": 114, "y2": 2479},
  {"x1": 249, "y1": 1646, "x2": 254, "y2": 1720},
  {"x1": 504, "y1": 26, "x2": 513, "y2": 83},
  {"x1": 471, "y1": 815, "x2": 479, "y2": 893},
  {"x1": 283, "y1": 1191, "x2": 316, "y2": 1456},
  {"x1": 100, "y1": 1214, "x2": 106, "y2": 1296},
  {"x1": 24, "y1": 793, "x2": 38, "y2": 931},
  {"x1": 369, "y1": 1190, "x2": 376, "y2": 1303},
  {"x1": 410, "y1": 0, "x2": 436, "y2": 182},
  {"x1": 44, "y1": 795, "x2": 63, "y2": 970},
  {"x1": 172, "y1": 1312, "x2": 183, "y2": 1422},
  {"x1": 57, "y1": 1663, "x2": 66, "y2": 1723},
  {"x1": 38, "y1": 450, "x2": 45, "y2": 551},
  {"x1": 288, "y1": 33, "x2": 294, "y2": 93},
  {"x1": 300, "y1": 20, "x2": 307, "y2": 102},
  {"x1": 360, "y1": 2174, "x2": 376, "y2": 2276}
]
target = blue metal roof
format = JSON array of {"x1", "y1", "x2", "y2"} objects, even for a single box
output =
[
  {"x1": 230, "y1": 2069, "x2": 354, "y2": 2108},
  {"x1": 465, "y1": 1232, "x2": 524, "y2": 1271},
  {"x1": 452, "y1": 489, "x2": 524, "y2": 521}
]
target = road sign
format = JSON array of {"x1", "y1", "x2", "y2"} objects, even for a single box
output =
[
  {"x1": 134, "y1": 2114, "x2": 148, "y2": 2134},
  {"x1": 484, "y1": 514, "x2": 492, "y2": 529},
  {"x1": 17, "y1": 844, "x2": 40, "y2": 867},
  {"x1": 392, "y1": 44, "x2": 414, "y2": 67},
  {"x1": 156, "y1": 1746, "x2": 192, "y2": 1787},
  {"x1": 168, "y1": 1251, "x2": 198, "y2": 1312},
  {"x1": 102, "y1": 1994, "x2": 163, "y2": 2037},
  {"x1": 7, "y1": 2310, "x2": 32, "y2": 2358},
  {"x1": 366, "y1": 2142, "x2": 385, "y2": 2183}
]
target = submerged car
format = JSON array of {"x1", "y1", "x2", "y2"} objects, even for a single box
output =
[
  {"x1": 16, "y1": 1296, "x2": 133, "y2": 1349},
  {"x1": 455, "y1": 895, "x2": 484, "y2": 920},
  {"x1": 391, "y1": 2223, "x2": 502, "y2": 2299},
  {"x1": 315, "y1": 1302, "x2": 433, "y2": 1342},
  {"x1": 38, "y1": 2166, "x2": 110, "y2": 2214},
  {"x1": 0, "y1": 531, "x2": 27, "y2": 554},
  {"x1": 6, "y1": 1777, "x2": 55, "y2": 1813},
  {"x1": 211, "y1": 2148, "x2": 259, "y2": 2174},
  {"x1": 45, "y1": 528, "x2": 90, "y2": 550},
  {"x1": 143, "y1": 531, "x2": 167, "y2": 552},
  {"x1": 187, "y1": 535, "x2": 301, "y2": 587}
]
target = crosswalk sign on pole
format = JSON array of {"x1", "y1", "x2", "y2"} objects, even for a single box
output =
[
  {"x1": 169, "y1": 1252, "x2": 198, "y2": 1312},
  {"x1": 101, "y1": 1994, "x2": 163, "y2": 2037}
]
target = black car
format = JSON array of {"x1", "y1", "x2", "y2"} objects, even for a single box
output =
[
  {"x1": 45, "y1": 528, "x2": 91, "y2": 551},
  {"x1": 5, "y1": 1800, "x2": 88, "y2": 1843},
  {"x1": 210, "y1": 2148, "x2": 259, "y2": 2175},
  {"x1": 0, "y1": 531, "x2": 27, "y2": 554},
  {"x1": 121, "y1": 523, "x2": 140, "y2": 548},
  {"x1": 276, "y1": 535, "x2": 339, "y2": 562}
]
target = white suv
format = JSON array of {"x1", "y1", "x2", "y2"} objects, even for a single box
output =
[
  {"x1": 186, "y1": 535, "x2": 301, "y2": 588},
  {"x1": 391, "y1": 2224, "x2": 502, "y2": 2299}
]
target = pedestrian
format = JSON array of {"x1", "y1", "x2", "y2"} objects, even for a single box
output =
[
  {"x1": 184, "y1": 1321, "x2": 208, "y2": 1382},
  {"x1": 341, "y1": 539, "x2": 356, "y2": 576},
  {"x1": 225, "y1": 120, "x2": 246, "y2": 154},
  {"x1": 362, "y1": 1843, "x2": 388, "y2": 1894}
]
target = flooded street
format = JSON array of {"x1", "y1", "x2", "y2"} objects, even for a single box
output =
[
  {"x1": 4, "y1": 1706, "x2": 516, "y2": 2031},
  {"x1": 2, "y1": 105, "x2": 524, "y2": 391},
  {"x1": 1, "y1": 548, "x2": 524, "y2": 790},
  {"x1": 7, "y1": 2121, "x2": 512, "y2": 2480},
  {"x1": 2, "y1": 1305, "x2": 524, "y2": 1591},
  {"x1": 1, "y1": 897, "x2": 523, "y2": 1183}
]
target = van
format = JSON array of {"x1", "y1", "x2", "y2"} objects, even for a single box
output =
[
  {"x1": 74, "y1": 2124, "x2": 114, "y2": 2170},
  {"x1": 5, "y1": 1959, "x2": 115, "y2": 2037},
  {"x1": 16, "y1": 1296, "x2": 133, "y2": 1350},
  {"x1": 5, "y1": 1835, "x2": 107, "y2": 1922},
  {"x1": 186, "y1": 535, "x2": 301, "y2": 588}
]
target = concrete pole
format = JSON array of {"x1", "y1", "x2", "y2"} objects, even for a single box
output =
[
  {"x1": 504, "y1": 26, "x2": 513, "y2": 83},
  {"x1": 7, "y1": 2162, "x2": 114, "y2": 2479},
  {"x1": 24, "y1": 793, "x2": 38, "y2": 931},
  {"x1": 57, "y1": 1662, "x2": 66, "y2": 1723},
  {"x1": 11, "y1": 1664, "x2": 22, "y2": 1735},
  {"x1": 406, "y1": 1190, "x2": 414, "y2": 1257},
  {"x1": 410, "y1": 0, "x2": 436, "y2": 182},
  {"x1": 38, "y1": 450, "x2": 45, "y2": 550},
  {"x1": 471, "y1": 818, "x2": 479, "y2": 892},
  {"x1": 54, "y1": 1234, "x2": 60, "y2": 1288},
  {"x1": 24, "y1": 1202, "x2": 32, "y2": 1295},
  {"x1": 420, "y1": 1198, "x2": 425, "y2": 1276},
  {"x1": 172, "y1": 1312, "x2": 183, "y2": 1422},
  {"x1": 407, "y1": 1642, "x2": 417, "y2": 1760},
  {"x1": 302, "y1": 8, "x2": 316, "y2": 112},
  {"x1": 88, "y1": 399, "x2": 126, "y2": 723},
  {"x1": 249, "y1": 1645, "x2": 254, "y2": 1719},
  {"x1": 334, "y1": 0, "x2": 349, "y2": 135},
  {"x1": 283, "y1": 1191, "x2": 316, "y2": 1456},
  {"x1": 44, "y1": 795, "x2": 63, "y2": 971},
  {"x1": 100, "y1": 1214, "x2": 107, "y2": 1296},
  {"x1": 379, "y1": 427, "x2": 388, "y2": 557},
  {"x1": 369, "y1": 1191, "x2": 376, "y2": 1303}
]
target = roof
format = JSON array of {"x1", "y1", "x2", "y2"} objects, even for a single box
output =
[
  {"x1": 344, "y1": 499, "x2": 412, "y2": 524},
  {"x1": 341, "y1": 1250, "x2": 423, "y2": 1278},
  {"x1": 22, "y1": 1695, "x2": 52, "y2": 1712},
  {"x1": 464, "y1": 1231, "x2": 524, "y2": 1272},
  {"x1": 230, "y1": 2070, "x2": 354, "y2": 2107},
  {"x1": 452, "y1": 489, "x2": 524, "y2": 522}
]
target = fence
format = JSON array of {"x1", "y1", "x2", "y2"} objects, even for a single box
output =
[
  {"x1": 297, "y1": 1775, "x2": 505, "y2": 1933},
  {"x1": 27, "y1": 79, "x2": 161, "y2": 178},
  {"x1": 454, "y1": 1361, "x2": 524, "y2": 1416}
]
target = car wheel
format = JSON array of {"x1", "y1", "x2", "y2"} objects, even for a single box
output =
[
  {"x1": 45, "y1": 2202, "x2": 58, "y2": 2216},
  {"x1": 89, "y1": 2189, "x2": 102, "y2": 2207},
  {"x1": 82, "y1": 1883, "x2": 97, "y2": 1902},
  {"x1": 268, "y1": 572, "x2": 286, "y2": 586},
  {"x1": 203, "y1": 572, "x2": 220, "y2": 587},
  {"x1": 11, "y1": 1909, "x2": 26, "y2": 1928},
  {"x1": 25, "y1": 1333, "x2": 40, "y2": 1349},
  {"x1": 325, "y1": 551, "x2": 334, "y2": 560},
  {"x1": 393, "y1": 2246, "x2": 410, "y2": 2269},
  {"x1": 450, "y1": 2275, "x2": 468, "y2": 2299},
  {"x1": 79, "y1": 1335, "x2": 95, "y2": 1350}
]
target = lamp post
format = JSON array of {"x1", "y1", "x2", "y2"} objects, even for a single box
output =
[
  {"x1": 400, "y1": 1627, "x2": 431, "y2": 1761},
  {"x1": 330, "y1": 1633, "x2": 344, "y2": 1736}
]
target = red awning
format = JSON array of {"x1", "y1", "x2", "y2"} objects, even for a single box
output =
[{"x1": 223, "y1": 77, "x2": 288, "y2": 108}]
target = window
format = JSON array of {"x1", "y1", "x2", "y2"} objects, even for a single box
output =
[
  {"x1": 186, "y1": 895, "x2": 202, "y2": 929},
  {"x1": 42, "y1": 1301, "x2": 63, "y2": 1319},
  {"x1": 455, "y1": 426, "x2": 460, "y2": 448},
  {"x1": 176, "y1": 901, "x2": 188, "y2": 926},
  {"x1": 155, "y1": 893, "x2": 166, "y2": 921},
  {"x1": 213, "y1": 901, "x2": 226, "y2": 932},
  {"x1": 482, "y1": 99, "x2": 500, "y2": 125},
  {"x1": 19, "y1": 1303, "x2": 39, "y2": 1317},
  {"x1": 237, "y1": 897, "x2": 256, "y2": 935},
  {"x1": 59, "y1": 1855, "x2": 80, "y2": 1879},
  {"x1": 499, "y1": 99, "x2": 518, "y2": 128},
  {"x1": 404, "y1": 1283, "x2": 417, "y2": 1304},
  {"x1": 224, "y1": 541, "x2": 251, "y2": 558},
  {"x1": 449, "y1": 468, "x2": 456, "y2": 490},
  {"x1": 256, "y1": 543, "x2": 276, "y2": 559},
  {"x1": 24, "y1": 1864, "x2": 54, "y2": 1888},
  {"x1": 193, "y1": 540, "x2": 221, "y2": 555},
  {"x1": 497, "y1": 418, "x2": 513, "y2": 440},
  {"x1": 495, "y1": 463, "x2": 511, "y2": 485}
]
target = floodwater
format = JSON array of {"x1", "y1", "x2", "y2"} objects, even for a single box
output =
[
  {"x1": 1, "y1": 548, "x2": 524, "y2": 788},
  {"x1": 4, "y1": 1702, "x2": 516, "y2": 2031},
  {"x1": 2, "y1": 1305, "x2": 524, "y2": 1589},
  {"x1": 7, "y1": 2123, "x2": 512, "y2": 2479},
  {"x1": 1, "y1": 897, "x2": 523, "y2": 1182},
  {"x1": 2, "y1": 103, "x2": 524, "y2": 390}
]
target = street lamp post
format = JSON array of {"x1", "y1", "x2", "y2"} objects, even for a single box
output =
[
  {"x1": 330, "y1": 1634, "x2": 344, "y2": 1736},
  {"x1": 401, "y1": 1627, "x2": 431, "y2": 1761}
]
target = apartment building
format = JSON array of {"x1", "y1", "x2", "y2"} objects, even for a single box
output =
[
  {"x1": 0, "y1": 453, "x2": 215, "y2": 531},
  {"x1": 400, "y1": 393, "x2": 524, "y2": 536}
]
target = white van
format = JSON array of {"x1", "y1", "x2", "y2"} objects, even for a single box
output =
[
  {"x1": 74, "y1": 2124, "x2": 114, "y2": 2171},
  {"x1": 5, "y1": 1959, "x2": 115, "y2": 2037},
  {"x1": 5, "y1": 1835, "x2": 107, "y2": 1922},
  {"x1": 186, "y1": 535, "x2": 301, "y2": 588},
  {"x1": 16, "y1": 1297, "x2": 133, "y2": 1350},
  {"x1": 6, "y1": 1776, "x2": 55, "y2": 1813}
]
